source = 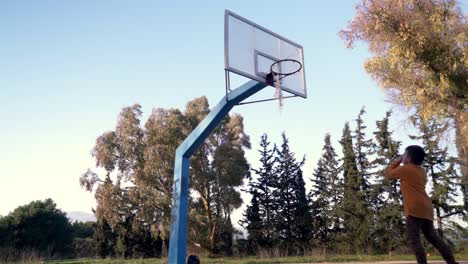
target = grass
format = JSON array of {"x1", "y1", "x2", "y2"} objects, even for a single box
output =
[{"x1": 35, "y1": 253, "x2": 467, "y2": 264}]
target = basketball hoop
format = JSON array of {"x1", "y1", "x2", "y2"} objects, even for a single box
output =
[
  {"x1": 170, "y1": 10, "x2": 308, "y2": 264},
  {"x1": 265, "y1": 59, "x2": 303, "y2": 109},
  {"x1": 266, "y1": 58, "x2": 303, "y2": 84}
]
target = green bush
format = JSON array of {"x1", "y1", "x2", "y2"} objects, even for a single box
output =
[{"x1": 72, "y1": 238, "x2": 96, "y2": 258}]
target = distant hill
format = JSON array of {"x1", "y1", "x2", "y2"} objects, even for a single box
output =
[{"x1": 67, "y1": 211, "x2": 96, "y2": 223}]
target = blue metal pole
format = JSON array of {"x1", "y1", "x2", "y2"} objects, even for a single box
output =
[{"x1": 168, "y1": 80, "x2": 267, "y2": 264}]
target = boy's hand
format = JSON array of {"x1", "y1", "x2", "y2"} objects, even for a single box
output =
[
  {"x1": 385, "y1": 157, "x2": 404, "y2": 180},
  {"x1": 391, "y1": 157, "x2": 402, "y2": 165}
]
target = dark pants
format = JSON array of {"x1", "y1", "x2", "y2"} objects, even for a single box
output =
[{"x1": 406, "y1": 216, "x2": 458, "y2": 264}]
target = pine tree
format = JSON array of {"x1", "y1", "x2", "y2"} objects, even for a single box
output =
[
  {"x1": 372, "y1": 111, "x2": 405, "y2": 253},
  {"x1": 410, "y1": 117, "x2": 464, "y2": 238},
  {"x1": 292, "y1": 170, "x2": 313, "y2": 253},
  {"x1": 463, "y1": 179, "x2": 468, "y2": 222},
  {"x1": 274, "y1": 133, "x2": 306, "y2": 252},
  {"x1": 339, "y1": 122, "x2": 368, "y2": 253},
  {"x1": 250, "y1": 134, "x2": 278, "y2": 246},
  {"x1": 240, "y1": 191, "x2": 263, "y2": 253},
  {"x1": 310, "y1": 159, "x2": 329, "y2": 246},
  {"x1": 309, "y1": 134, "x2": 342, "y2": 251},
  {"x1": 353, "y1": 107, "x2": 375, "y2": 203},
  {"x1": 352, "y1": 107, "x2": 375, "y2": 251}
]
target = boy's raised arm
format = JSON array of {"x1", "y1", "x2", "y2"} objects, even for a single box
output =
[{"x1": 385, "y1": 158, "x2": 405, "y2": 180}]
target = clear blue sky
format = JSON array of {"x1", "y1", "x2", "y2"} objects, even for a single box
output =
[{"x1": 1, "y1": 1, "x2": 462, "y2": 224}]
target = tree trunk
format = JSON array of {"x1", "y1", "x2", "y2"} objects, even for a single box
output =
[
  {"x1": 436, "y1": 207, "x2": 443, "y2": 238},
  {"x1": 210, "y1": 225, "x2": 217, "y2": 254},
  {"x1": 454, "y1": 111, "x2": 467, "y2": 211},
  {"x1": 200, "y1": 194, "x2": 217, "y2": 254},
  {"x1": 454, "y1": 111, "x2": 468, "y2": 176},
  {"x1": 429, "y1": 165, "x2": 444, "y2": 238}
]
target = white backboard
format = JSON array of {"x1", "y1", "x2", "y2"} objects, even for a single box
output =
[{"x1": 224, "y1": 10, "x2": 307, "y2": 98}]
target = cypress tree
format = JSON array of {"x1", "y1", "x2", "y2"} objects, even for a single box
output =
[{"x1": 372, "y1": 111, "x2": 405, "y2": 253}]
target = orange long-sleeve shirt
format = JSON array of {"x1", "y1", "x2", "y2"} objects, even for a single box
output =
[{"x1": 385, "y1": 160, "x2": 433, "y2": 221}]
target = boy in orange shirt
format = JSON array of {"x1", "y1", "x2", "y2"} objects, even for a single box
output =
[{"x1": 385, "y1": 145, "x2": 458, "y2": 264}]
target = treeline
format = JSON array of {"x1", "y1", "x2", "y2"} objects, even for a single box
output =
[
  {"x1": 0, "y1": 199, "x2": 95, "y2": 261},
  {"x1": 1, "y1": 102, "x2": 466, "y2": 261},
  {"x1": 0, "y1": 198, "x2": 164, "y2": 261},
  {"x1": 93, "y1": 217, "x2": 164, "y2": 258},
  {"x1": 241, "y1": 108, "x2": 467, "y2": 255},
  {"x1": 79, "y1": 99, "x2": 465, "y2": 258}
]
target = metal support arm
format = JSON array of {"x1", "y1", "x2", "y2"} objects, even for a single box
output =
[{"x1": 168, "y1": 80, "x2": 267, "y2": 264}]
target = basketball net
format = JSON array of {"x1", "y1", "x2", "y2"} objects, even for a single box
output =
[{"x1": 274, "y1": 73, "x2": 283, "y2": 110}]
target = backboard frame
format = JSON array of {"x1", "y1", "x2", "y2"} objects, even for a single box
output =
[{"x1": 224, "y1": 9, "x2": 307, "y2": 99}]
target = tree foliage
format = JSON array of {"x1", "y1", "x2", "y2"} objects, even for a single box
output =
[
  {"x1": 243, "y1": 133, "x2": 310, "y2": 254},
  {"x1": 241, "y1": 134, "x2": 278, "y2": 249},
  {"x1": 187, "y1": 97, "x2": 251, "y2": 255},
  {"x1": 339, "y1": 122, "x2": 371, "y2": 253},
  {"x1": 340, "y1": 0, "x2": 466, "y2": 118},
  {"x1": 274, "y1": 133, "x2": 309, "y2": 252},
  {"x1": 241, "y1": 108, "x2": 466, "y2": 256},
  {"x1": 340, "y1": 0, "x2": 468, "y2": 199},
  {"x1": 410, "y1": 116, "x2": 465, "y2": 237},
  {"x1": 81, "y1": 97, "x2": 250, "y2": 256},
  {"x1": 309, "y1": 134, "x2": 342, "y2": 251},
  {"x1": 0, "y1": 199, "x2": 72, "y2": 258},
  {"x1": 372, "y1": 111, "x2": 405, "y2": 253},
  {"x1": 240, "y1": 191, "x2": 263, "y2": 253}
]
